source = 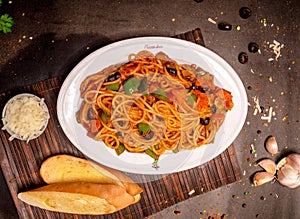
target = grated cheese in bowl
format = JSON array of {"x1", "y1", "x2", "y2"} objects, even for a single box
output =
[{"x1": 2, "y1": 93, "x2": 50, "y2": 143}]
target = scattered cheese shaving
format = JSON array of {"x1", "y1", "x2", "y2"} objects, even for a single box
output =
[
  {"x1": 207, "y1": 17, "x2": 217, "y2": 24},
  {"x1": 268, "y1": 76, "x2": 273, "y2": 82},
  {"x1": 253, "y1": 96, "x2": 262, "y2": 115},
  {"x1": 268, "y1": 58, "x2": 274, "y2": 62},
  {"x1": 269, "y1": 40, "x2": 284, "y2": 61},
  {"x1": 188, "y1": 189, "x2": 195, "y2": 195},
  {"x1": 261, "y1": 106, "x2": 273, "y2": 123}
]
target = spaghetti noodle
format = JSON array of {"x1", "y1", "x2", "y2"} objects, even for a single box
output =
[{"x1": 77, "y1": 51, "x2": 234, "y2": 160}]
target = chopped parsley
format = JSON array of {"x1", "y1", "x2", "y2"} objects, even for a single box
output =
[{"x1": 0, "y1": 13, "x2": 14, "y2": 34}]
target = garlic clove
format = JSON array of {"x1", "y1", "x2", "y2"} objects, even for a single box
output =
[
  {"x1": 277, "y1": 163, "x2": 300, "y2": 188},
  {"x1": 265, "y1": 136, "x2": 279, "y2": 155},
  {"x1": 258, "y1": 159, "x2": 276, "y2": 175},
  {"x1": 253, "y1": 172, "x2": 274, "y2": 186},
  {"x1": 286, "y1": 154, "x2": 300, "y2": 171},
  {"x1": 276, "y1": 157, "x2": 287, "y2": 170}
]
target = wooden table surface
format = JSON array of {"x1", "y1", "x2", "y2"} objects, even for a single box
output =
[{"x1": 0, "y1": 1, "x2": 299, "y2": 219}]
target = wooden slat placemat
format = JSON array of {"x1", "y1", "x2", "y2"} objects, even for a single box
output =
[{"x1": 0, "y1": 28, "x2": 241, "y2": 219}]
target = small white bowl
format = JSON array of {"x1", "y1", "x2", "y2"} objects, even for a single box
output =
[{"x1": 2, "y1": 93, "x2": 50, "y2": 142}]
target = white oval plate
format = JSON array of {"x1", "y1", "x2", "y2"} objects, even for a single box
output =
[{"x1": 57, "y1": 37, "x2": 248, "y2": 174}]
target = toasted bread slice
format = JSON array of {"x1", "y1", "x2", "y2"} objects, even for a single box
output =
[
  {"x1": 18, "y1": 182, "x2": 134, "y2": 215},
  {"x1": 40, "y1": 154, "x2": 143, "y2": 197}
]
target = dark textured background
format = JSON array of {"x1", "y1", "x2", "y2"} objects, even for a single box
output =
[{"x1": 0, "y1": 0, "x2": 299, "y2": 218}]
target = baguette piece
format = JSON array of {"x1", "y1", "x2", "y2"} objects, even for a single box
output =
[
  {"x1": 18, "y1": 182, "x2": 134, "y2": 215},
  {"x1": 40, "y1": 154, "x2": 143, "y2": 200}
]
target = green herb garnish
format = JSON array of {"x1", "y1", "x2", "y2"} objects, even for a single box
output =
[
  {"x1": 0, "y1": 14, "x2": 14, "y2": 34},
  {"x1": 152, "y1": 89, "x2": 168, "y2": 101},
  {"x1": 124, "y1": 77, "x2": 140, "y2": 94},
  {"x1": 145, "y1": 149, "x2": 159, "y2": 160},
  {"x1": 99, "y1": 110, "x2": 110, "y2": 123},
  {"x1": 244, "y1": 191, "x2": 250, "y2": 195},
  {"x1": 138, "y1": 122, "x2": 151, "y2": 135},
  {"x1": 195, "y1": 70, "x2": 206, "y2": 76},
  {"x1": 152, "y1": 159, "x2": 159, "y2": 170},
  {"x1": 106, "y1": 83, "x2": 119, "y2": 91},
  {"x1": 115, "y1": 143, "x2": 125, "y2": 155},
  {"x1": 186, "y1": 93, "x2": 196, "y2": 105},
  {"x1": 173, "y1": 146, "x2": 179, "y2": 153},
  {"x1": 138, "y1": 77, "x2": 148, "y2": 93}
]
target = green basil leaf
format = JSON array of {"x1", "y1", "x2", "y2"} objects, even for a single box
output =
[
  {"x1": 124, "y1": 77, "x2": 140, "y2": 94},
  {"x1": 152, "y1": 89, "x2": 168, "y2": 101},
  {"x1": 186, "y1": 93, "x2": 196, "y2": 105},
  {"x1": 138, "y1": 77, "x2": 148, "y2": 92}
]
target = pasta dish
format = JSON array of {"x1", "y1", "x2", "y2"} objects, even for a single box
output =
[{"x1": 77, "y1": 51, "x2": 234, "y2": 161}]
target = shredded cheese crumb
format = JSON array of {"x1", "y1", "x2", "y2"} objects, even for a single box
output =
[
  {"x1": 261, "y1": 106, "x2": 273, "y2": 123},
  {"x1": 269, "y1": 40, "x2": 284, "y2": 61},
  {"x1": 268, "y1": 58, "x2": 274, "y2": 62},
  {"x1": 268, "y1": 76, "x2": 273, "y2": 82},
  {"x1": 207, "y1": 17, "x2": 217, "y2": 24},
  {"x1": 188, "y1": 189, "x2": 195, "y2": 195},
  {"x1": 2, "y1": 95, "x2": 49, "y2": 142},
  {"x1": 253, "y1": 96, "x2": 262, "y2": 115}
]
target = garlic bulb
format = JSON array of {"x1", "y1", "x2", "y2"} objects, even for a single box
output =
[
  {"x1": 258, "y1": 159, "x2": 276, "y2": 175},
  {"x1": 253, "y1": 172, "x2": 274, "y2": 186},
  {"x1": 265, "y1": 136, "x2": 279, "y2": 155},
  {"x1": 277, "y1": 154, "x2": 300, "y2": 188}
]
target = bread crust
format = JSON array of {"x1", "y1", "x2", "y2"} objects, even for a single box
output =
[
  {"x1": 40, "y1": 154, "x2": 143, "y2": 196},
  {"x1": 18, "y1": 182, "x2": 135, "y2": 215}
]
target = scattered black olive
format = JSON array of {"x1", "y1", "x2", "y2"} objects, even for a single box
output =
[
  {"x1": 116, "y1": 131, "x2": 123, "y2": 137},
  {"x1": 156, "y1": 115, "x2": 164, "y2": 122},
  {"x1": 190, "y1": 83, "x2": 196, "y2": 90},
  {"x1": 211, "y1": 105, "x2": 217, "y2": 114},
  {"x1": 247, "y1": 86, "x2": 252, "y2": 90},
  {"x1": 87, "y1": 108, "x2": 95, "y2": 120},
  {"x1": 257, "y1": 130, "x2": 262, "y2": 135},
  {"x1": 107, "y1": 71, "x2": 121, "y2": 82},
  {"x1": 248, "y1": 42, "x2": 259, "y2": 53},
  {"x1": 166, "y1": 67, "x2": 177, "y2": 76},
  {"x1": 200, "y1": 117, "x2": 210, "y2": 126},
  {"x1": 144, "y1": 130, "x2": 154, "y2": 140},
  {"x1": 117, "y1": 120, "x2": 124, "y2": 126},
  {"x1": 239, "y1": 7, "x2": 252, "y2": 19},
  {"x1": 197, "y1": 86, "x2": 208, "y2": 93},
  {"x1": 194, "y1": 0, "x2": 203, "y2": 2},
  {"x1": 238, "y1": 52, "x2": 248, "y2": 64},
  {"x1": 218, "y1": 22, "x2": 232, "y2": 31}
]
